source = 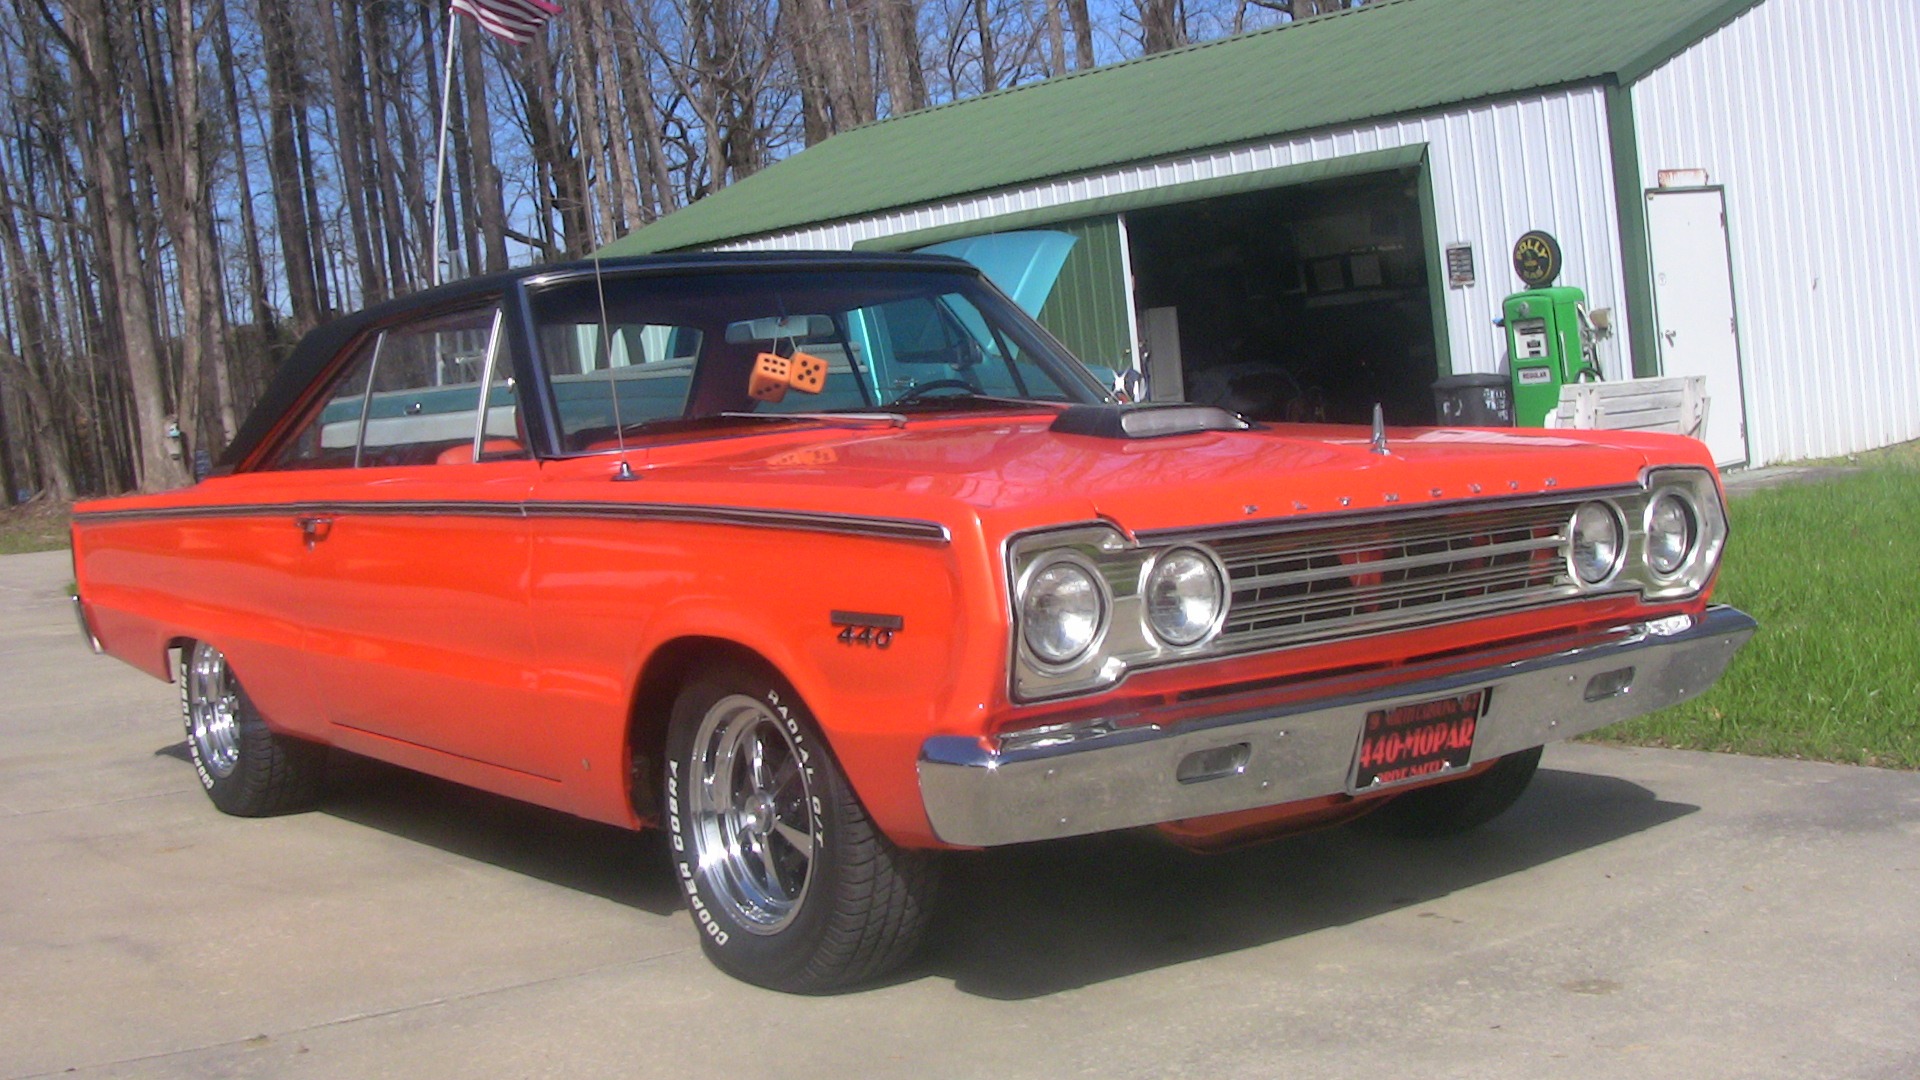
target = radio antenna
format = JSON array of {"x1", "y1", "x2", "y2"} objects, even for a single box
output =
[{"x1": 591, "y1": 254, "x2": 631, "y2": 474}]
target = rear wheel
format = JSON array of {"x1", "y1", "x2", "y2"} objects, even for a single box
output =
[
  {"x1": 181, "y1": 641, "x2": 325, "y2": 816},
  {"x1": 1366, "y1": 746, "x2": 1543, "y2": 838},
  {"x1": 663, "y1": 663, "x2": 937, "y2": 992}
]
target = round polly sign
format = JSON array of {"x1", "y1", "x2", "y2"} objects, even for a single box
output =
[{"x1": 1512, "y1": 230, "x2": 1562, "y2": 287}]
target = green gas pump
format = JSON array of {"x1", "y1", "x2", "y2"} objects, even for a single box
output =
[{"x1": 1504, "y1": 286, "x2": 1602, "y2": 427}]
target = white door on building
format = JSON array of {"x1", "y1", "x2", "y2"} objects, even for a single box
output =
[{"x1": 1646, "y1": 188, "x2": 1749, "y2": 467}]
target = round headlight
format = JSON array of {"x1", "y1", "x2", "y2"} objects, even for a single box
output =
[
  {"x1": 1021, "y1": 558, "x2": 1105, "y2": 665},
  {"x1": 1145, "y1": 547, "x2": 1225, "y2": 647},
  {"x1": 1569, "y1": 501, "x2": 1623, "y2": 586},
  {"x1": 1645, "y1": 492, "x2": 1699, "y2": 575}
]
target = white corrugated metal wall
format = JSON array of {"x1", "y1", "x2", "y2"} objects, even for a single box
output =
[
  {"x1": 1633, "y1": 0, "x2": 1920, "y2": 466},
  {"x1": 725, "y1": 89, "x2": 1631, "y2": 386}
]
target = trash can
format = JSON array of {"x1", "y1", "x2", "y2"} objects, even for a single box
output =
[{"x1": 1432, "y1": 373, "x2": 1514, "y2": 427}]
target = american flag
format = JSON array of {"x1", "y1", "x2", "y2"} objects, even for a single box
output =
[{"x1": 451, "y1": 0, "x2": 561, "y2": 45}]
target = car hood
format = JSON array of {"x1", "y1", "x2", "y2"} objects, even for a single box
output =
[{"x1": 636, "y1": 414, "x2": 1715, "y2": 537}]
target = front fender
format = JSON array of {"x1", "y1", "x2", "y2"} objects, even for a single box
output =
[{"x1": 531, "y1": 521, "x2": 999, "y2": 845}]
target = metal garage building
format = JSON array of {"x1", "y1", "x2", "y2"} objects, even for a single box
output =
[{"x1": 600, "y1": 0, "x2": 1920, "y2": 469}]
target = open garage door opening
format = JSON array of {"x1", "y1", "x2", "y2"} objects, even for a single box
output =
[{"x1": 1127, "y1": 168, "x2": 1440, "y2": 426}]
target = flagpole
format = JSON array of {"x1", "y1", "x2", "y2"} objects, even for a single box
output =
[{"x1": 426, "y1": 7, "x2": 460, "y2": 289}]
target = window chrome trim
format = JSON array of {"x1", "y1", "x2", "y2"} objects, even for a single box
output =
[
  {"x1": 351, "y1": 330, "x2": 386, "y2": 470},
  {"x1": 464, "y1": 309, "x2": 508, "y2": 464}
]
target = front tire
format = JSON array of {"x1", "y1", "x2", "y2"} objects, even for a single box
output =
[
  {"x1": 181, "y1": 641, "x2": 325, "y2": 816},
  {"x1": 663, "y1": 663, "x2": 937, "y2": 992},
  {"x1": 1365, "y1": 746, "x2": 1543, "y2": 838}
]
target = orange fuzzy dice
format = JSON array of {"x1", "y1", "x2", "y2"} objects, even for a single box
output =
[
  {"x1": 749, "y1": 353, "x2": 791, "y2": 403},
  {"x1": 788, "y1": 351, "x2": 828, "y2": 394}
]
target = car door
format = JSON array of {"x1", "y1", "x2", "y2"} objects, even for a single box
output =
[{"x1": 273, "y1": 301, "x2": 561, "y2": 783}]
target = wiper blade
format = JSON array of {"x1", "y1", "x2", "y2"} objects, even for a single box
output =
[
  {"x1": 884, "y1": 393, "x2": 1053, "y2": 411},
  {"x1": 715, "y1": 411, "x2": 908, "y2": 428}
]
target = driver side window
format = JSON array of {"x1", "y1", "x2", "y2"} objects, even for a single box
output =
[{"x1": 265, "y1": 303, "x2": 516, "y2": 470}]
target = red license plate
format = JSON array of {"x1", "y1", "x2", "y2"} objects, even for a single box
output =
[{"x1": 1350, "y1": 688, "x2": 1488, "y2": 792}]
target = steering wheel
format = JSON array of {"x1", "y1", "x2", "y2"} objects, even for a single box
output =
[{"x1": 890, "y1": 379, "x2": 977, "y2": 404}]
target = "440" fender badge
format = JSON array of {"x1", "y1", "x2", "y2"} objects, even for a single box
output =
[{"x1": 831, "y1": 610, "x2": 903, "y2": 649}]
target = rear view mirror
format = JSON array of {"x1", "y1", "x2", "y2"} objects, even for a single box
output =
[{"x1": 725, "y1": 315, "x2": 835, "y2": 343}]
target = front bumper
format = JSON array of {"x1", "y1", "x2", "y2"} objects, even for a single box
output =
[{"x1": 918, "y1": 605, "x2": 1756, "y2": 846}]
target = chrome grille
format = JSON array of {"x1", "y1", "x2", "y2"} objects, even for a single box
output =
[{"x1": 1213, "y1": 501, "x2": 1580, "y2": 650}]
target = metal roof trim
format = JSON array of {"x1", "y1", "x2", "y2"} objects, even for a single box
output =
[{"x1": 849, "y1": 144, "x2": 1428, "y2": 252}]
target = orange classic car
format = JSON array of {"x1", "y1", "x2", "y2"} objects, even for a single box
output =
[{"x1": 71, "y1": 253, "x2": 1754, "y2": 991}]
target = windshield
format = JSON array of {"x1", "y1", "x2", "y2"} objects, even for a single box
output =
[{"x1": 526, "y1": 267, "x2": 1107, "y2": 452}]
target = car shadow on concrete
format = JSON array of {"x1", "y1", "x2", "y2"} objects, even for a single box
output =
[
  {"x1": 317, "y1": 750, "x2": 683, "y2": 917},
  {"x1": 157, "y1": 740, "x2": 681, "y2": 914},
  {"x1": 909, "y1": 767, "x2": 1696, "y2": 1000},
  {"x1": 151, "y1": 742, "x2": 1693, "y2": 997}
]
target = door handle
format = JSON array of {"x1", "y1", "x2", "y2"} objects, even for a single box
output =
[{"x1": 295, "y1": 515, "x2": 334, "y2": 549}]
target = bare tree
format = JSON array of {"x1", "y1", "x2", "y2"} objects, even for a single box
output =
[
  {"x1": 210, "y1": 0, "x2": 275, "y2": 338},
  {"x1": 1137, "y1": 0, "x2": 1186, "y2": 54},
  {"x1": 459, "y1": 18, "x2": 512, "y2": 272},
  {"x1": 876, "y1": 0, "x2": 927, "y2": 112},
  {"x1": 254, "y1": 0, "x2": 324, "y2": 332},
  {"x1": 1065, "y1": 0, "x2": 1093, "y2": 68},
  {"x1": 325, "y1": 1, "x2": 387, "y2": 303},
  {"x1": 48, "y1": 0, "x2": 190, "y2": 490},
  {"x1": 636, "y1": 0, "x2": 788, "y2": 189}
]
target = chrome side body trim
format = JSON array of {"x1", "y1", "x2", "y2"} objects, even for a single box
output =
[
  {"x1": 70, "y1": 502, "x2": 525, "y2": 524},
  {"x1": 522, "y1": 502, "x2": 950, "y2": 542},
  {"x1": 70, "y1": 501, "x2": 950, "y2": 544},
  {"x1": 72, "y1": 594, "x2": 103, "y2": 655},
  {"x1": 919, "y1": 605, "x2": 1756, "y2": 847}
]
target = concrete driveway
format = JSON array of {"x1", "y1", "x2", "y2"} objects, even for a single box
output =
[{"x1": 4, "y1": 548, "x2": 1917, "y2": 1080}]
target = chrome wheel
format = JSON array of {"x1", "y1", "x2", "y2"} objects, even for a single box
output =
[
  {"x1": 687, "y1": 694, "x2": 816, "y2": 934},
  {"x1": 185, "y1": 642, "x2": 242, "y2": 780}
]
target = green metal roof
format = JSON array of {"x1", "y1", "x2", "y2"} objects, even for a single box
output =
[{"x1": 601, "y1": 0, "x2": 1761, "y2": 256}]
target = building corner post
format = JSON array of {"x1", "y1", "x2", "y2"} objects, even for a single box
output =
[{"x1": 1606, "y1": 80, "x2": 1660, "y2": 379}]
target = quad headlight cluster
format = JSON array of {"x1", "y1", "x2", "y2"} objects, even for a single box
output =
[
  {"x1": 1562, "y1": 467, "x2": 1727, "y2": 601},
  {"x1": 1007, "y1": 468, "x2": 1728, "y2": 702},
  {"x1": 1010, "y1": 529, "x2": 1229, "y2": 700}
]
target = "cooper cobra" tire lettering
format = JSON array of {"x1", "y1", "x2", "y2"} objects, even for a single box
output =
[
  {"x1": 666, "y1": 762, "x2": 685, "y2": 851},
  {"x1": 676, "y1": 865, "x2": 731, "y2": 946},
  {"x1": 669, "y1": 762, "x2": 729, "y2": 946}
]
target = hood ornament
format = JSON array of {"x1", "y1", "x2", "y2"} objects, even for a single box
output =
[{"x1": 1370, "y1": 403, "x2": 1390, "y2": 455}]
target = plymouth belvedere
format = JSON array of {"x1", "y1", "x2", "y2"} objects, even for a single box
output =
[{"x1": 70, "y1": 252, "x2": 1754, "y2": 991}]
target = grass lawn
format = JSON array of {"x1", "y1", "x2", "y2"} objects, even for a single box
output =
[
  {"x1": 0, "y1": 498, "x2": 71, "y2": 556},
  {"x1": 1590, "y1": 441, "x2": 1920, "y2": 769}
]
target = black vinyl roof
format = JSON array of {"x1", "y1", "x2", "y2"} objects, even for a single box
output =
[{"x1": 218, "y1": 251, "x2": 976, "y2": 471}]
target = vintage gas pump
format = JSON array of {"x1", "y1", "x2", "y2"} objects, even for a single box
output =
[{"x1": 1504, "y1": 286, "x2": 1601, "y2": 427}]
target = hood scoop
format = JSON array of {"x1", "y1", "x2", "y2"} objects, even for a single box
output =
[{"x1": 1050, "y1": 403, "x2": 1251, "y2": 440}]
